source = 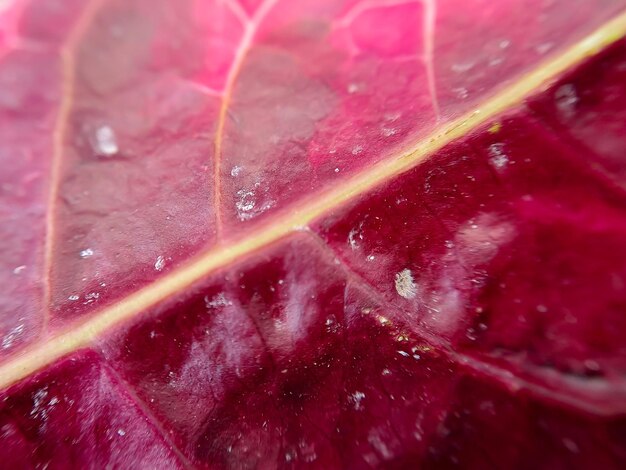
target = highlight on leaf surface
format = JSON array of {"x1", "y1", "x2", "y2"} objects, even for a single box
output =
[{"x1": 1, "y1": 0, "x2": 626, "y2": 468}]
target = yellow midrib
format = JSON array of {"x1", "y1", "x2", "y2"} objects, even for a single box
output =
[{"x1": 2, "y1": 12, "x2": 626, "y2": 391}]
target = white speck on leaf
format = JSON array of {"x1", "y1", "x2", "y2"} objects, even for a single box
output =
[
  {"x1": 94, "y1": 125, "x2": 118, "y2": 157},
  {"x1": 235, "y1": 185, "x2": 276, "y2": 221},
  {"x1": 2, "y1": 323, "x2": 24, "y2": 349},
  {"x1": 384, "y1": 111, "x2": 401, "y2": 122},
  {"x1": 489, "y1": 143, "x2": 508, "y2": 170},
  {"x1": 555, "y1": 84, "x2": 578, "y2": 118},
  {"x1": 349, "y1": 391, "x2": 365, "y2": 410},
  {"x1": 395, "y1": 269, "x2": 417, "y2": 299},
  {"x1": 30, "y1": 387, "x2": 58, "y2": 424},
  {"x1": 352, "y1": 145, "x2": 363, "y2": 155},
  {"x1": 204, "y1": 293, "x2": 232, "y2": 309},
  {"x1": 79, "y1": 248, "x2": 94, "y2": 259},
  {"x1": 348, "y1": 222, "x2": 364, "y2": 250},
  {"x1": 154, "y1": 256, "x2": 165, "y2": 271},
  {"x1": 68, "y1": 294, "x2": 79, "y2": 301},
  {"x1": 117, "y1": 429, "x2": 126, "y2": 437},
  {"x1": 230, "y1": 165, "x2": 242, "y2": 177},
  {"x1": 236, "y1": 189, "x2": 255, "y2": 214},
  {"x1": 451, "y1": 62, "x2": 475, "y2": 73},
  {"x1": 12, "y1": 265, "x2": 26, "y2": 275},
  {"x1": 381, "y1": 126, "x2": 397, "y2": 137},
  {"x1": 535, "y1": 42, "x2": 554, "y2": 55},
  {"x1": 84, "y1": 292, "x2": 100, "y2": 304},
  {"x1": 453, "y1": 87, "x2": 469, "y2": 99}
]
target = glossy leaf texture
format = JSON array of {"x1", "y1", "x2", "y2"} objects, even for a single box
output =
[{"x1": 1, "y1": 0, "x2": 626, "y2": 468}]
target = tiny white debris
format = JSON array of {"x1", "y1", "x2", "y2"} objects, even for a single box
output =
[
  {"x1": 12, "y1": 265, "x2": 26, "y2": 275},
  {"x1": 383, "y1": 111, "x2": 401, "y2": 122},
  {"x1": 204, "y1": 293, "x2": 232, "y2": 309},
  {"x1": 395, "y1": 268, "x2": 417, "y2": 299},
  {"x1": 347, "y1": 222, "x2": 364, "y2": 250},
  {"x1": 117, "y1": 429, "x2": 126, "y2": 437},
  {"x1": 381, "y1": 368, "x2": 392, "y2": 376},
  {"x1": 325, "y1": 316, "x2": 340, "y2": 334},
  {"x1": 488, "y1": 143, "x2": 508, "y2": 170},
  {"x1": 84, "y1": 292, "x2": 100, "y2": 304},
  {"x1": 381, "y1": 126, "x2": 397, "y2": 137},
  {"x1": 154, "y1": 256, "x2": 165, "y2": 271},
  {"x1": 367, "y1": 255, "x2": 375, "y2": 261},
  {"x1": 68, "y1": 294, "x2": 80, "y2": 301},
  {"x1": 230, "y1": 165, "x2": 242, "y2": 177},
  {"x1": 398, "y1": 350, "x2": 410, "y2": 357},
  {"x1": 451, "y1": 62, "x2": 475, "y2": 73},
  {"x1": 453, "y1": 87, "x2": 469, "y2": 99},
  {"x1": 236, "y1": 190, "x2": 255, "y2": 211},
  {"x1": 235, "y1": 189, "x2": 258, "y2": 220},
  {"x1": 80, "y1": 248, "x2": 94, "y2": 259},
  {"x1": 334, "y1": 167, "x2": 340, "y2": 173},
  {"x1": 94, "y1": 125, "x2": 119, "y2": 157},
  {"x1": 349, "y1": 391, "x2": 365, "y2": 410},
  {"x1": 351, "y1": 145, "x2": 363, "y2": 155},
  {"x1": 2, "y1": 323, "x2": 25, "y2": 349},
  {"x1": 555, "y1": 83, "x2": 578, "y2": 118},
  {"x1": 535, "y1": 42, "x2": 554, "y2": 55},
  {"x1": 30, "y1": 388, "x2": 48, "y2": 418}
]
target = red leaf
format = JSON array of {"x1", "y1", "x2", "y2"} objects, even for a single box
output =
[{"x1": 1, "y1": 0, "x2": 626, "y2": 467}]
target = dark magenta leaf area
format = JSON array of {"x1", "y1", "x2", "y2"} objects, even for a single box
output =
[
  {"x1": 2, "y1": 233, "x2": 624, "y2": 469},
  {"x1": 315, "y1": 40, "x2": 626, "y2": 414},
  {"x1": 0, "y1": 351, "x2": 184, "y2": 468}
]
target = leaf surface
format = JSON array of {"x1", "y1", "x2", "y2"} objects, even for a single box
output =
[{"x1": 1, "y1": 0, "x2": 626, "y2": 467}]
